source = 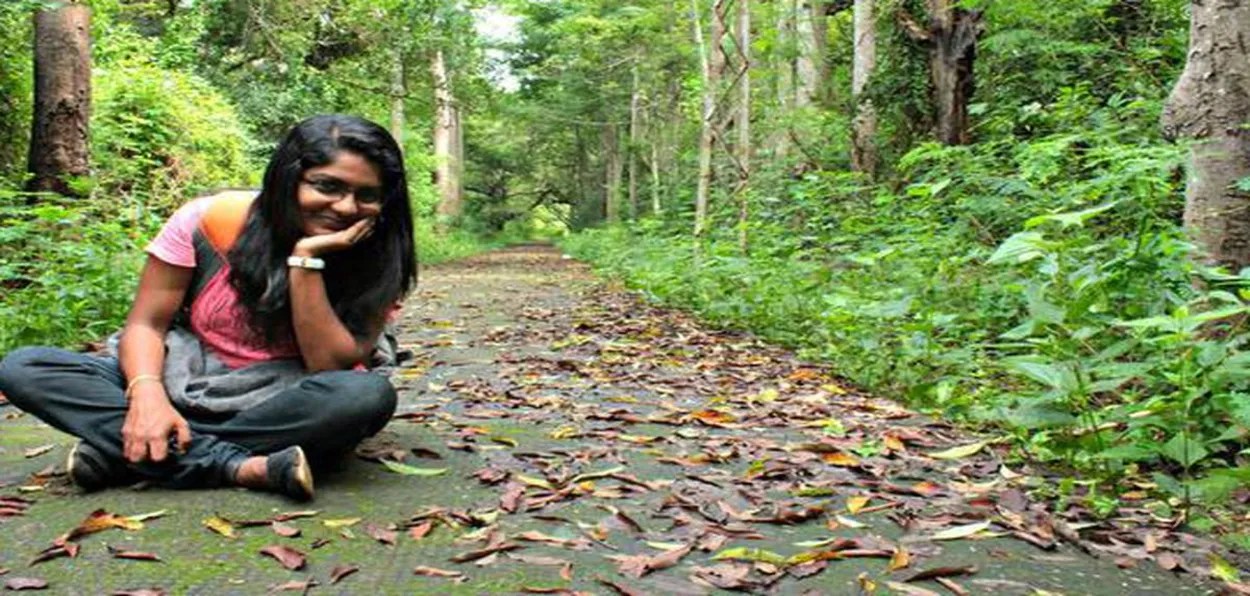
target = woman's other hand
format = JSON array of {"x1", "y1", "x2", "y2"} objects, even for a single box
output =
[
  {"x1": 292, "y1": 217, "x2": 375, "y2": 258},
  {"x1": 121, "y1": 383, "x2": 192, "y2": 463}
]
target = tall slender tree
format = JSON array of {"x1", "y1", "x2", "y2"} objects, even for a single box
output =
[
  {"x1": 1163, "y1": 0, "x2": 1250, "y2": 270},
  {"x1": 851, "y1": 0, "x2": 876, "y2": 175},
  {"x1": 27, "y1": 1, "x2": 91, "y2": 196},
  {"x1": 432, "y1": 46, "x2": 462, "y2": 220}
]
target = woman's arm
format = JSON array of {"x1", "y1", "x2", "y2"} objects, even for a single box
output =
[
  {"x1": 288, "y1": 218, "x2": 382, "y2": 372},
  {"x1": 117, "y1": 256, "x2": 194, "y2": 463}
]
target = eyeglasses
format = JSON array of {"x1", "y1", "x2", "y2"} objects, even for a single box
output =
[{"x1": 301, "y1": 176, "x2": 384, "y2": 205}]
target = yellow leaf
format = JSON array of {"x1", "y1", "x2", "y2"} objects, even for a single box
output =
[
  {"x1": 834, "y1": 515, "x2": 867, "y2": 529},
  {"x1": 1210, "y1": 552, "x2": 1242, "y2": 583},
  {"x1": 202, "y1": 516, "x2": 236, "y2": 538},
  {"x1": 928, "y1": 441, "x2": 988, "y2": 460},
  {"x1": 549, "y1": 426, "x2": 581, "y2": 439},
  {"x1": 887, "y1": 546, "x2": 910, "y2": 571},
  {"x1": 323, "y1": 518, "x2": 362, "y2": 528},
  {"x1": 846, "y1": 496, "x2": 871, "y2": 514},
  {"x1": 515, "y1": 474, "x2": 555, "y2": 490},
  {"x1": 883, "y1": 435, "x2": 905, "y2": 452},
  {"x1": 823, "y1": 452, "x2": 860, "y2": 467}
]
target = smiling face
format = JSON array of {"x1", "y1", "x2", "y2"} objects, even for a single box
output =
[{"x1": 297, "y1": 151, "x2": 384, "y2": 237}]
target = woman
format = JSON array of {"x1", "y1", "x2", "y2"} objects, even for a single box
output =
[{"x1": 0, "y1": 115, "x2": 416, "y2": 501}]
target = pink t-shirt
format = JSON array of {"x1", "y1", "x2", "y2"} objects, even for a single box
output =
[{"x1": 146, "y1": 197, "x2": 300, "y2": 369}]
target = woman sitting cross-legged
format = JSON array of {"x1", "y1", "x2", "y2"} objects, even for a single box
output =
[{"x1": 0, "y1": 114, "x2": 416, "y2": 501}]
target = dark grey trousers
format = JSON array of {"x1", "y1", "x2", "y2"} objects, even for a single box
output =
[{"x1": 0, "y1": 347, "x2": 396, "y2": 489}]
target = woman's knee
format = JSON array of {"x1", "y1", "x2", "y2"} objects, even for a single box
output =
[
  {"x1": 306, "y1": 372, "x2": 396, "y2": 425},
  {"x1": 0, "y1": 347, "x2": 64, "y2": 406}
]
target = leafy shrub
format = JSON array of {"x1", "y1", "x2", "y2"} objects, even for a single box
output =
[{"x1": 92, "y1": 63, "x2": 256, "y2": 216}]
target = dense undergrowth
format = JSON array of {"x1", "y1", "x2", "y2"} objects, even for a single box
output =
[{"x1": 564, "y1": 95, "x2": 1250, "y2": 517}]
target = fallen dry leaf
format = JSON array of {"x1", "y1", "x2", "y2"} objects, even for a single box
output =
[
  {"x1": 931, "y1": 521, "x2": 991, "y2": 541},
  {"x1": 202, "y1": 516, "x2": 236, "y2": 538},
  {"x1": 450, "y1": 542, "x2": 522, "y2": 563},
  {"x1": 329, "y1": 565, "x2": 359, "y2": 585},
  {"x1": 107, "y1": 545, "x2": 162, "y2": 562},
  {"x1": 413, "y1": 566, "x2": 465, "y2": 580},
  {"x1": 259, "y1": 545, "x2": 306, "y2": 570},
  {"x1": 905, "y1": 565, "x2": 977, "y2": 582},
  {"x1": 4, "y1": 577, "x2": 48, "y2": 591},
  {"x1": 268, "y1": 580, "x2": 317, "y2": 593},
  {"x1": 22, "y1": 445, "x2": 54, "y2": 459},
  {"x1": 271, "y1": 522, "x2": 301, "y2": 538}
]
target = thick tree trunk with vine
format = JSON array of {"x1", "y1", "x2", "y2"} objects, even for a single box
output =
[
  {"x1": 898, "y1": 0, "x2": 982, "y2": 145},
  {"x1": 431, "y1": 48, "x2": 462, "y2": 220},
  {"x1": 851, "y1": 0, "x2": 877, "y2": 176},
  {"x1": 27, "y1": 2, "x2": 91, "y2": 197},
  {"x1": 1162, "y1": 1, "x2": 1250, "y2": 270}
]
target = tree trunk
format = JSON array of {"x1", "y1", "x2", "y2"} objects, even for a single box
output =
[
  {"x1": 736, "y1": 0, "x2": 751, "y2": 252},
  {"x1": 390, "y1": 48, "x2": 405, "y2": 150},
  {"x1": 628, "y1": 62, "x2": 641, "y2": 221},
  {"x1": 851, "y1": 0, "x2": 877, "y2": 175},
  {"x1": 431, "y1": 48, "x2": 461, "y2": 220},
  {"x1": 692, "y1": 0, "x2": 721, "y2": 239},
  {"x1": 27, "y1": 2, "x2": 91, "y2": 196},
  {"x1": 1163, "y1": 1, "x2": 1250, "y2": 270},
  {"x1": 898, "y1": 0, "x2": 982, "y2": 145},
  {"x1": 602, "y1": 122, "x2": 622, "y2": 224},
  {"x1": 794, "y1": 0, "x2": 826, "y2": 108}
]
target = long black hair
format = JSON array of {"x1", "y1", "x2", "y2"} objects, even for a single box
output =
[{"x1": 228, "y1": 114, "x2": 417, "y2": 343}]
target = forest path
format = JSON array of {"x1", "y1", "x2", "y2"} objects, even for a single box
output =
[{"x1": 0, "y1": 245, "x2": 1212, "y2": 594}]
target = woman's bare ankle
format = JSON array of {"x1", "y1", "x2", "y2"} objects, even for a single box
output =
[{"x1": 233, "y1": 456, "x2": 269, "y2": 488}]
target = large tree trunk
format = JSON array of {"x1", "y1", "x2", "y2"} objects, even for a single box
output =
[
  {"x1": 27, "y1": 3, "x2": 91, "y2": 196},
  {"x1": 1163, "y1": 1, "x2": 1250, "y2": 270},
  {"x1": 736, "y1": 0, "x2": 751, "y2": 252},
  {"x1": 851, "y1": 0, "x2": 877, "y2": 175},
  {"x1": 431, "y1": 48, "x2": 461, "y2": 220},
  {"x1": 899, "y1": 0, "x2": 982, "y2": 145},
  {"x1": 794, "y1": 0, "x2": 826, "y2": 108}
]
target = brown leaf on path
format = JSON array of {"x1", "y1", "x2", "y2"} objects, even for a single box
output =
[
  {"x1": 1156, "y1": 552, "x2": 1184, "y2": 572},
  {"x1": 365, "y1": 523, "x2": 398, "y2": 546},
  {"x1": 4, "y1": 577, "x2": 48, "y2": 591},
  {"x1": 787, "y1": 560, "x2": 828, "y2": 579},
  {"x1": 259, "y1": 545, "x2": 306, "y2": 570},
  {"x1": 500, "y1": 482, "x2": 526, "y2": 513},
  {"x1": 413, "y1": 566, "x2": 466, "y2": 580},
  {"x1": 560, "y1": 562, "x2": 573, "y2": 581},
  {"x1": 1010, "y1": 530, "x2": 1055, "y2": 550},
  {"x1": 904, "y1": 565, "x2": 977, "y2": 582},
  {"x1": 0, "y1": 569, "x2": 7, "y2": 576},
  {"x1": 689, "y1": 564, "x2": 755, "y2": 590},
  {"x1": 268, "y1": 579, "x2": 317, "y2": 593},
  {"x1": 107, "y1": 545, "x2": 162, "y2": 562},
  {"x1": 598, "y1": 505, "x2": 644, "y2": 534},
  {"x1": 1116, "y1": 557, "x2": 1137, "y2": 569},
  {"x1": 473, "y1": 467, "x2": 508, "y2": 484},
  {"x1": 507, "y1": 554, "x2": 572, "y2": 567},
  {"x1": 409, "y1": 520, "x2": 434, "y2": 540},
  {"x1": 310, "y1": 538, "x2": 331, "y2": 549},
  {"x1": 696, "y1": 531, "x2": 729, "y2": 552},
  {"x1": 111, "y1": 590, "x2": 166, "y2": 596},
  {"x1": 411, "y1": 447, "x2": 443, "y2": 459},
  {"x1": 271, "y1": 522, "x2": 301, "y2": 538},
  {"x1": 608, "y1": 544, "x2": 693, "y2": 578},
  {"x1": 516, "y1": 531, "x2": 591, "y2": 551},
  {"x1": 934, "y1": 577, "x2": 970, "y2": 596},
  {"x1": 329, "y1": 565, "x2": 359, "y2": 584},
  {"x1": 595, "y1": 576, "x2": 647, "y2": 596},
  {"x1": 29, "y1": 543, "x2": 76, "y2": 566},
  {"x1": 449, "y1": 542, "x2": 521, "y2": 563}
]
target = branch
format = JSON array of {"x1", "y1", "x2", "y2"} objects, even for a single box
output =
[{"x1": 895, "y1": 9, "x2": 933, "y2": 44}]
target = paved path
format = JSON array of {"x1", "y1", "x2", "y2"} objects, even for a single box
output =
[{"x1": 0, "y1": 246, "x2": 1213, "y2": 594}]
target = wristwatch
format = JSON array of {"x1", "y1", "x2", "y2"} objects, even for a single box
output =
[{"x1": 287, "y1": 255, "x2": 326, "y2": 270}]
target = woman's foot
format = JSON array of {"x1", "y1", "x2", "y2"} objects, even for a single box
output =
[{"x1": 234, "y1": 447, "x2": 315, "y2": 501}]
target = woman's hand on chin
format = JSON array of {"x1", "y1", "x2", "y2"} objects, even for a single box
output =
[{"x1": 292, "y1": 217, "x2": 375, "y2": 257}]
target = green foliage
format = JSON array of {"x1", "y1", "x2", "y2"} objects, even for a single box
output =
[
  {"x1": 0, "y1": 192, "x2": 156, "y2": 354},
  {"x1": 92, "y1": 63, "x2": 256, "y2": 214}
]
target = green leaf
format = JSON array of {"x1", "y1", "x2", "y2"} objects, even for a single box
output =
[
  {"x1": 711, "y1": 547, "x2": 788, "y2": 565},
  {"x1": 928, "y1": 441, "x2": 989, "y2": 460},
  {"x1": 381, "y1": 460, "x2": 449, "y2": 476},
  {"x1": 988, "y1": 232, "x2": 1049, "y2": 265},
  {"x1": 1002, "y1": 357, "x2": 1075, "y2": 392},
  {"x1": 1158, "y1": 434, "x2": 1210, "y2": 468}
]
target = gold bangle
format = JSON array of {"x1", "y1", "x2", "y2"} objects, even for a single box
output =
[{"x1": 125, "y1": 374, "x2": 163, "y2": 399}]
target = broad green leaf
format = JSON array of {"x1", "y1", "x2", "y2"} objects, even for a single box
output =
[
  {"x1": 1158, "y1": 434, "x2": 1209, "y2": 468},
  {"x1": 988, "y1": 232, "x2": 1049, "y2": 265}
]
